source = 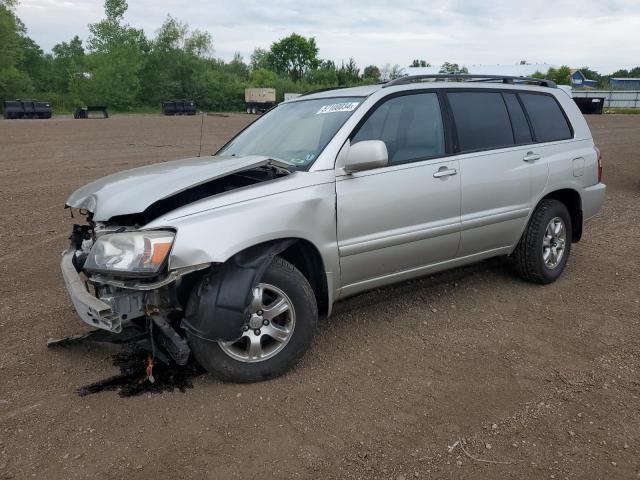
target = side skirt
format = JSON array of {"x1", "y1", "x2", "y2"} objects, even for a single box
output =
[{"x1": 338, "y1": 246, "x2": 511, "y2": 299}]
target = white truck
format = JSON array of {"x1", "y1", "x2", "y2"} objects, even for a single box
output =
[{"x1": 245, "y1": 88, "x2": 276, "y2": 114}]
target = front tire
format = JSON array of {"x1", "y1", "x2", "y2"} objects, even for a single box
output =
[
  {"x1": 187, "y1": 257, "x2": 318, "y2": 382},
  {"x1": 514, "y1": 199, "x2": 572, "y2": 284}
]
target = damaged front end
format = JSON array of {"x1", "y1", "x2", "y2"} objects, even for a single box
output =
[
  {"x1": 57, "y1": 159, "x2": 295, "y2": 366},
  {"x1": 58, "y1": 217, "x2": 209, "y2": 366},
  {"x1": 55, "y1": 155, "x2": 318, "y2": 375}
]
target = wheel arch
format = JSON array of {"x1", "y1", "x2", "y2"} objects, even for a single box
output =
[
  {"x1": 540, "y1": 188, "x2": 583, "y2": 242},
  {"x1": 221, "y1": 237, "x2": 331, "y2": 318},
  {"x1": 278, "y1": 239, "x2": 330, "y2": 318},
  {"x1": 181, "y1": 237, "x2": 330, "y2": 343}
]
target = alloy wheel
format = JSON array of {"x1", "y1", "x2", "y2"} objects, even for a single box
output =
[
  {"x1": 542, "y1": 216, "x2": 567, "y2": 269},
  {"x1": 218, "y1": 283, "x2": 296, "y2": 363}
]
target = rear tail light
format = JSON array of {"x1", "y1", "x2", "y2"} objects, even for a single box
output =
[{"x1": 595, "y1": 146, "x2": 603, "y2": 182}]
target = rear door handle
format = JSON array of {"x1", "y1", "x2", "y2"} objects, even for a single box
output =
[
  {"x1": 433, "y1": 167, "x2": 457, "y2": 178},
  {"x1": 523, "y1": 151, "x2": 542, "y2": 162}
]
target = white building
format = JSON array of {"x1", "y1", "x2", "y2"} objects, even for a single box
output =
[{"x1": 407, "y1": 63, "x2": 555, "y2": 77}]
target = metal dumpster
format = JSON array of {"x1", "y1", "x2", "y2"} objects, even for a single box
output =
[
  {"x1": 162, "y1": 100, "x2": 197, "y2": 115},
  {"x1": 3, "y1": 100, "x2": 52, "y2": 119},
  {"x1": 74, "y1": 106, "x2": 109, "y2": 119},
  {"x1": 573, "y1": 97, "x2": 605, "y2": 115}
]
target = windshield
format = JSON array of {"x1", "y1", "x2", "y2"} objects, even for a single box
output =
[{"x1": 217, "y1": 97, "x2": 364, "y2": 168}]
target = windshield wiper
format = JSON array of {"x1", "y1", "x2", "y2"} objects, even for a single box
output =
[{"x1": 266, "y1": 158, "x2": 296, "y2": 173}]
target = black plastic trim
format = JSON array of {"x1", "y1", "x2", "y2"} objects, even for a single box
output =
[{"x1": 182, "y1": 239, "x2": 296, "y2": 342}]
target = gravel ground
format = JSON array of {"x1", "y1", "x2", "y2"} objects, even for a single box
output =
[{"x1": 0, "y1": 113, "x2": 639, "y2": 480}]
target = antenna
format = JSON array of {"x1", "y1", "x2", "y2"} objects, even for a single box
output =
[{"x1": 197, "y1": 111, "x2": 205, "y2": 157}]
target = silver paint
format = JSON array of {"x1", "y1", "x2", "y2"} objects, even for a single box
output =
[{"x1": 63, "y1": 81, "x2": 606, "y2": 319}]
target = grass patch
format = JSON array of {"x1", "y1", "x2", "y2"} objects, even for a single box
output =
[{"x1": 605, "y1": 108, "x2": 640, "y2": 114}]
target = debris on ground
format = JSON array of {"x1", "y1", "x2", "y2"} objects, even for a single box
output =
[{"x1": 75, "y1": 345, "x2": 205, "y2": 397}]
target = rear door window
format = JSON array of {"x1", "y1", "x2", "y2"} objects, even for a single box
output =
[
  {"x1": 352, "y1": 93, "x2": 445, "y2": 165},
  {"x1": 519, "y1": 93, "x2": 572, "y2": 142},
  {"x1": 502, "y1": 93, "x2": 533, "y2": 144},
  {"x1": 447, "y1": 91, "x2": 514, "y2": 152}
]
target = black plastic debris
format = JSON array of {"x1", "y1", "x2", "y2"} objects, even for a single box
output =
[{"x1": 76, "y1": 344, "x2": 205, "y2": 397}]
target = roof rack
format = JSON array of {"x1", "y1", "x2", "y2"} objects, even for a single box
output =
[{"x1": 383, "y1": 74, "x2": 557, "y2": 88}]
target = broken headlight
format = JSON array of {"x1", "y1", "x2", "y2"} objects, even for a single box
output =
[{"x1": 84, "y1": 230, "x2": 175, "y2": 276}]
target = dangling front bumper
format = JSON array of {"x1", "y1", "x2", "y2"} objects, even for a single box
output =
[{"x1": 60, "y1": 249, "x2": 124, "y2": 332}]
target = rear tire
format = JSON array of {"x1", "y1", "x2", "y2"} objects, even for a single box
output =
[
  {"x1": 514, "y1": 199, "x2": 572, "y2": 284},
  {"x1": 186, "y1": 256, "x2": 318, "y2": 382}
]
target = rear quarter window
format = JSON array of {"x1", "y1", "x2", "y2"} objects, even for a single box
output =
[{"x1": 519, "y1": 93, "x2": 573, "y2": 143}]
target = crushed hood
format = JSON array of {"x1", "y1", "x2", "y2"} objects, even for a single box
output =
[{"x1": 66, "y1": 155, "x2": 291, "y2": 221}]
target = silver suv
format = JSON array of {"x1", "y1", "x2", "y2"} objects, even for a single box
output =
[{"x1": 60, "y1": 75, "x2": 606, "y2": 382}]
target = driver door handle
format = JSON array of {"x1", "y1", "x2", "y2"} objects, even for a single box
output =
[
  {"x1": 523, "y1": 151, "x2": 542, "y2": 162},
  {"x1": 433, "y1": 167, "x2": 458, "y2": 178}
]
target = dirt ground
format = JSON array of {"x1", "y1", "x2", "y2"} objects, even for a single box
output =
[{"x1": 0, "y1": 113, "x2": 639, "y2": 480}]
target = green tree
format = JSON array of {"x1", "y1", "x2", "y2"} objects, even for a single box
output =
[
  {"x1": 578, "y1": 66, "x2": 600, "y2": 80},
  {"x1": 139, "y1": 15, "x2": 213, "y2": 106},
  {"x1": 268, "y1": 33, "x2": 319, "y2": 81},
  {"x1": 551, "y1": 66, "x2": 571, "y2": 85},
  {"x1": 305, "y1": 60, "x2": 337, "y2": 85},
  {"x1": 0, "y1": 1, "x2": 34, "y2": 101},
  {"x1": 198, "y1": 68, "x2": 245, "y2": 111},
  {"x1": 250, "y1": 47, "x2": 271, "y2": 71},
  {"x1": 51, "y1": 36, "x2": 86, "y2": 95},
  {"x1": 532, "y1": 66, "x2": 571, "y2": 85},
  {"x1": 363, "y1": 65, "x2": 381, "y2": 83},
  {"x1": 439, "y1": 62, "x2": 468, "y2": 74},
  {"x1": 3, "y1": 2, "x2": 471, "y2": 114},
  {"x1": 609, "y1": 67, "x2": 640, "y2": 78},
  {"x1": 225, "y1": 52, "x2": 249, "y2": 79},
  {"x1": 389, "y1": 64, "x2": 405, "y2": 80},
  {"x1": 0, "y1": 0, "x2": 22, "y2": 68},
  {"x1": 337, "y1": 58, "x2": 359, "y2": 85},
  {"x1": 16, "y1": 27, "x2": 51, "y2": 93},
  {"x1": 86, "y1": 0, "x2": 148, "y2": 108},
  {"x1": 410, "y1": 59, "x2": 430, "y2": 67},
  {"x1": 250, "y1": 68, "x2": 278, "y2": 87}
]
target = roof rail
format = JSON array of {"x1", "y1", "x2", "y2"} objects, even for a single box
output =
[{"x1": 383, "y1": 74, "x2": 557, "y2": 88}]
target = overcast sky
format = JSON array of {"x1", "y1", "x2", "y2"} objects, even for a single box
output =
[{"x1": 16, "y1": 0, "x2": 640, "y2": 74}]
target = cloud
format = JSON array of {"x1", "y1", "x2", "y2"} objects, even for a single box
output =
[{"x1": 16, "y1": 0, "x2": 640, "y2": 73}]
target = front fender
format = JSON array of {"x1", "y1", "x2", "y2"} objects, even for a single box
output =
[
  {"x1": 145, "y1": 179, "x2": 339, "y2": 338},
  {"x1": 181, "y1": 240, "x2": 295, "y2": 342},
  {"x1": 147, "y1": 180, "x2": 339, "y2": 279}
]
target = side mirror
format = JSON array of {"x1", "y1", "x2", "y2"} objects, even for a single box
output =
[{"x1": 344, "y1": 140, "x2": 389, "y2": 173}]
